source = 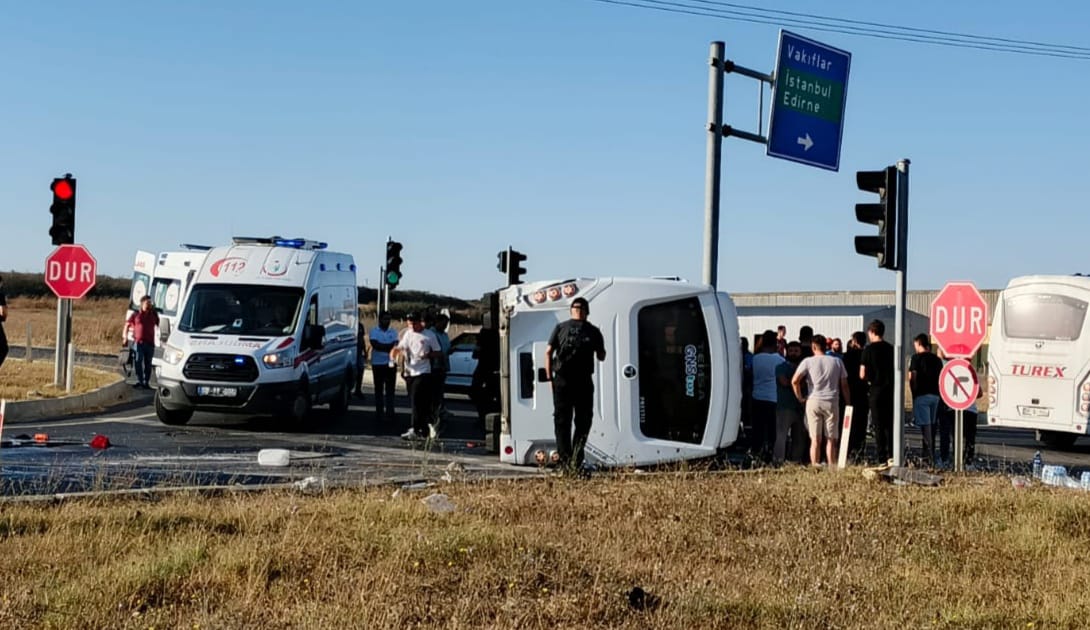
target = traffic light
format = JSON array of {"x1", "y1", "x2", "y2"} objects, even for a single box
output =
[
  {"x1": 854, "y1": 166, "x2": 897, "y2": 270},
  {"x1": 496, "y1": 249, "x2": 508, "y2": 275},
  {"x1": 507, "y1": 248, "x2": 527, "y2": 286},
  {"x1": 385, "y1": 240, "x2": 403, "y2": 288},
  {"x1": 49, "y1": 174, "x2": 77, "y2": 245}
]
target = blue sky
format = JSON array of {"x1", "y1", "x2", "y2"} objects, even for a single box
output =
[{"x1": 2, "y1": 0, "x2": 1086, "y2": 299}]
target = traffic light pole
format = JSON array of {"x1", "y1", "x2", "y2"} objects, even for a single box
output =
[
  {"x1": 380, "y1": 266, "x2": 388, "y2": 314},
  {"x1": 892, "y1": 159, "x2": 910, "y2": 466}
]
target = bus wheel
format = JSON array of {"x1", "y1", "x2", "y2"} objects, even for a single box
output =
[
  {"x1": 329, "y1": 370, "x2": 352, "y2": 416},
  {"x1": 1036, "y1": 430, "x2": 1078, "y2": 450},
  {"x1": 155, "y1": 394, "x2": 193, "y2": 426}
]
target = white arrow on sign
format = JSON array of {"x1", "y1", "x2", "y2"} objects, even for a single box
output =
[{"x1": 797, "y1": 133, "x2": 813, "y2": 151}]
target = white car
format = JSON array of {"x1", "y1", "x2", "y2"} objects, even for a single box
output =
[{"x1": 445, "y1": 332, "x2": 478, "y2": 392}]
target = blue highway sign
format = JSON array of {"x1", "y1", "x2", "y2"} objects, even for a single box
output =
[{"x1": 766, "y1": 30, "x2": 851, "y2": 171}]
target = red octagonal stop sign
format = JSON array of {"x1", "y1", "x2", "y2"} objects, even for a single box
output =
[
  {"x1": 930, "y1": 281, "x2": 989, "y2": 358},
  {"x1": 45, "y1": 244, "x2": 98, "y2": 299}
]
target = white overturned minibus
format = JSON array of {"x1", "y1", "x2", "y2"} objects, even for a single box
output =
[
  {"x1": 988, "y1": 274, "x2": 1090, "y2": 449},
  {"x1": 496, "y1": 277, "x2": 742, "y2": 467}
]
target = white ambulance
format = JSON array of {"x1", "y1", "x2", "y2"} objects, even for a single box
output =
[
  {"x1": 126, "y1": 246, "x2": 211, "y2": 365},
  {"x1": 988, "y1": 274, "x2": 1090, "y2": 449},
  {"x1": 496, "y1": 277, "x2": 742, "y2": 467},
  {"x1": 154, "y1": 237, "x2": 358, "y2": 426}
]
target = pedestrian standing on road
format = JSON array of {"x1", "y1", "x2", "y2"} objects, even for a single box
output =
[
  {"x1": 861, "y1": 320, "x2": 895, "y2": 464},
  {"x1": 429, "y1": 313, "x2": 452, "y2": 426},
  {"x1": 369, "y1": 312, "x2": 400, "y2": 422},
  {"x1": 909, "y1": 334, "x2": 944, "y2": 466},
  {"x1": 544, "y1": 297, "x2": 606, "y2": 473},
  {"x1": 773, "y1": 341, "x2": 807, "y2": 465},
  {"x1": 792, "y1": 335, "x2": 850, "y2": 468},
  {"x1": 124, "y1": 295, "x2": 159, "y2": 389},
  {"x1": 0, "y1": 275, "x2": 9, "y2": 370},
  {"x1": 798, "y1": 325, "x2": 815, "y2": 358},
  {"x1": 740, "y1": 336, "x2": 754, "y2": 447},
  {"x1": 354, "y1": 319, "x2": 368, "y2": 399},
  {"x1": 751, "y1": 330, "x2": 786, "y2": 462},
  {"x1": 776, "y1": 325, "x2": 788, "y2": 356},
  {"x1": 842, "y1": 331, "x2": 870, "y2": 461},
  {"x1": 936, "y1": 349, "x2": 979, "y2": 468},
  {"x1": 391, "y1": 312, "x2": 442, "y2": 440}
]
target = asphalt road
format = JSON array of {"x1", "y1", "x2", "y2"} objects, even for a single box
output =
[
  {"x1": 4, "y1": 376, "x2": 1090, "y2": 497},
  {"x1": 1, "y1": 385, "x2": 537, "y2": 497}
]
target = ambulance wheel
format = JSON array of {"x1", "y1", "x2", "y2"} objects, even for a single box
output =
[
  {"x1": 1037, "y1": 430, "x2": 1078, "y2": 450},
  {"x1": 282, "y1": 380, "x2": 311, "y2": 423},
  {"x1": 155, "y1": 394, "x2": 193, "y2": 426},
  {"x1": 329, "y1": 370, "x2": 352, "y2": 416}
]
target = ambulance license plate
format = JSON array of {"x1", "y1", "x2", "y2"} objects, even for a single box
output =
[{"x1": 198, "y1": 386, "x2": 238, "y2": 397}]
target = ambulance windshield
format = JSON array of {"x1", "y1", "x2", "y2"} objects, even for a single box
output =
[{"x1": 179, "y1": 284, "x2": 304, "y2": 336}]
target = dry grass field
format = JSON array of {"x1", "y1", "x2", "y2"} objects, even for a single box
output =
[
  {"x1": 0, "y1": 470, "x2": 1085, "y2": 628},
  {"x1": 0, "y1": 359, "x2": 118, "y2": 401},
  {"x1": 4, "y1": 296, "x2": 128, "y2": 356}
]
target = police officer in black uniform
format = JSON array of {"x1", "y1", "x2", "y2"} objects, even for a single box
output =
[{"x1": 544, "y1": 297, "x2": 606, "y2": 473}]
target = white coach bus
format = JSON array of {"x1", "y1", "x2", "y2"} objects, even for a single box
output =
[
  {"x1": 496, "y1": 277, "x2": 742, "y2": 467},
  {"x1": 987, "y1": 274, "x2": 1090, "y2": 449}
]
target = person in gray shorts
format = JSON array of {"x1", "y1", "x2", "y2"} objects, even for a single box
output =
[{"x1": 791, "y1": 335, "x2": 851, "y2": 468}]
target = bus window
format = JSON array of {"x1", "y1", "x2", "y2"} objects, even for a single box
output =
[
  {"x1": 637, "y1": 297, "x2": 710, "y2": 444},
  {"x1": 1003, "y1": 294, "x2": 1088, "y2": 341}
]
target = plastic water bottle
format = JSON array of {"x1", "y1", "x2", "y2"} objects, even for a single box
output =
[{"x1": 1032, "y1": 451, "x2": 1043, "y2": 479}]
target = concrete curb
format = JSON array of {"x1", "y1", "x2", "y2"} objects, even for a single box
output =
[{"x1": 3, "y1": 374, "x2": 136, "y2": 424}]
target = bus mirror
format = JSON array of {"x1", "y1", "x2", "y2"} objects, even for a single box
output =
[{"x1": 159, "y1": 319, "x2": 172, "y2": 342}]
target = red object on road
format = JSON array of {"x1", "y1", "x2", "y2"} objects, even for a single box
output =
[
  {"x1": 930, "y1": 282, "x2": 989, "y2": 358},
  {"x1": 89, "y1": 434, "x2": 111, "y2": 450},
  {"x1": 44, "y1": 244, "x2": 98, "y2": 299}
]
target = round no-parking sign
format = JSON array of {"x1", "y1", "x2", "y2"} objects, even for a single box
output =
[{"x1": 939, "y1": 358, "x2": 979, "y2": 411}]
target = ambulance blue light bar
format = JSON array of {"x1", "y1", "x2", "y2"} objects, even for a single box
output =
[{"x1": 273, "y1": 238, "x2": 328, "y2": 250}]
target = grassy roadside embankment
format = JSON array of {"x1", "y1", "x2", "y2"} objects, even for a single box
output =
[{"x1": 0, "y1": 470, "x2": 1086, "y2": 628}]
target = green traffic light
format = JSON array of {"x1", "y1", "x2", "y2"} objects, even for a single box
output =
[{"x1": 386, "y1": 270, "x2": 401, "y2": 285}]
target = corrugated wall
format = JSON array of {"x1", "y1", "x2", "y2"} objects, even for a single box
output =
[{"x1": 731, "y1": 289, "x2": 1001, "y2": 318}]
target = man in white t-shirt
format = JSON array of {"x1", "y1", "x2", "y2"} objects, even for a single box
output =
[
  {"x1": 368, "y1": 312, "x2": 400, "y2": 422},
  {"x1": 791, "y1": 334, "x2": 850, "y2": 468},
  {"x1": 391, "y1": 312, "x2": 442, "y2": 440}
]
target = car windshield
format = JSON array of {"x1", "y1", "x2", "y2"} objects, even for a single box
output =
[{"x1": 179, "y1": 284, "x2": 303, "y2": 336}]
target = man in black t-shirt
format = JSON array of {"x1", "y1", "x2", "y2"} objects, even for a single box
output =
[
  {"x1": 0, "y1": 275, "x2": 8, "y2": 370},
  {"x1": 545, "y1": 297, "x2": 606, "y2": 473},
  {"x1": 842, "y1": 331, "x2": 870, "y2": 461},
  {"x1": 860, "y1": 319, "x2": 895, "y2": 463},
  {"x1": 909, "y1": 334, "x2": 944, "y2": 466}
]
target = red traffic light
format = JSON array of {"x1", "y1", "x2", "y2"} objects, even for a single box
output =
[{"x1": 53, "y1": 179, "x2": 74, "y2": 200}]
